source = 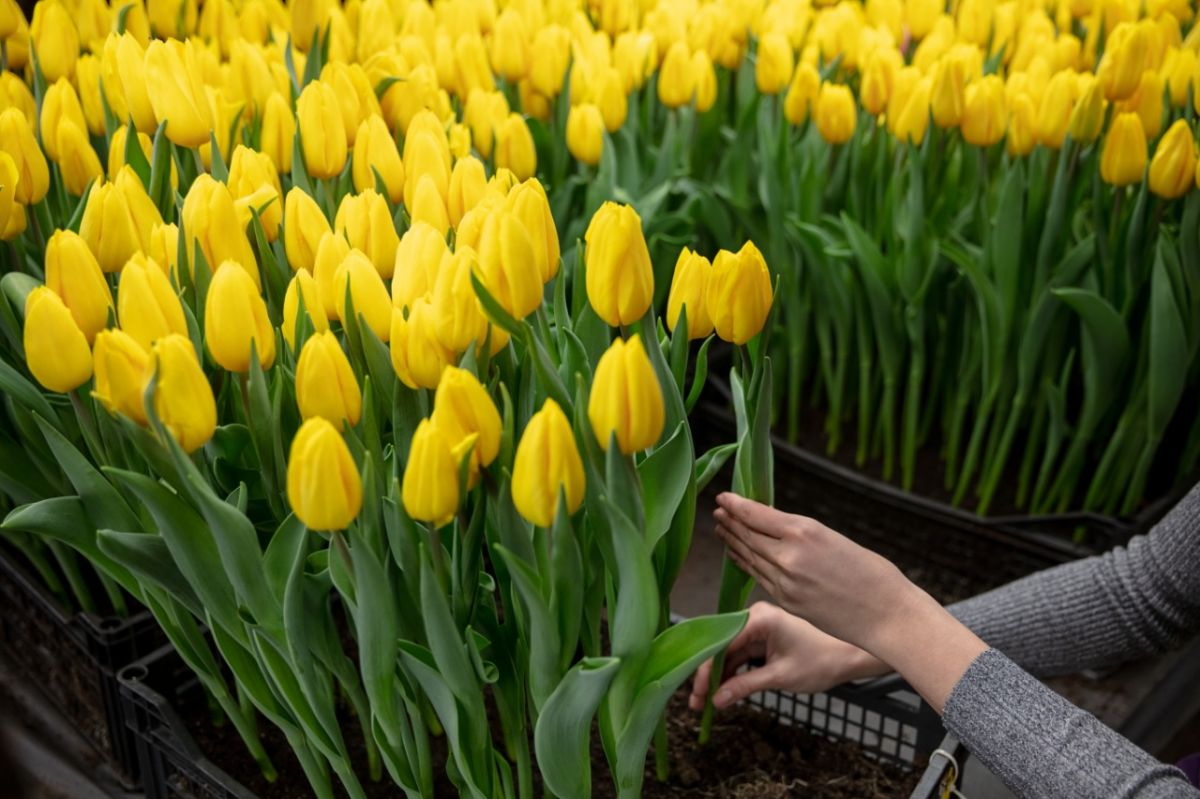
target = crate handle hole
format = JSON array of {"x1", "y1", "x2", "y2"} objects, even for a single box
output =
[{"x1": 120, "y1": 663, "x2": 149, "y2": 683}]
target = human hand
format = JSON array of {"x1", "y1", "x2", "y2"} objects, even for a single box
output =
[
  {"x1": 713, "y1": 492, "x2": 918, "y2": 650},
  {"x1": 688, "y1": 602, "x2": 888, "y2": 711}
]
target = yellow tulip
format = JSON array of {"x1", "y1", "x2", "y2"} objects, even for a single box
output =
[
  {"x1": 448, "y1": 156, "x2": 487, "y2": 229},
  {"x1": 0, "y1": 73, "x2": 36, "y2": 129},
  {"x1": 905, "y1": 0, "x2": 941, "y2": 39},
  {"x1": 23, "y1": 287, "x2": 93, "y2": 393},
  {"x1": 30, "y1": 1, "x2": 78, "y2": 82},
  {"x1": 567, "y1": 103, "x2": 604, "y2": 167},
  {"x1": 476, "y1": 207, "x2": 543, "y2": 321},
  {"x1": 666, "y1": 247, "x2": 714, "y2": 340},
  {"x1": 784, "y1": 62, "x2": 820, "y2": 126},
  {"x1": 588, "y1": 335, "x2": 665, "y2": 454},
  {"x1": 692, "y1": 52, "x2": 717, "y2": 114},
  {"x1": 148, "y1": 222, "x2": 181, "y2": 283},
  {"x1": 961, "y1": 75, "x2": 1007, "y2": 147},
  {"x1": 403, "y1": 129, "x2": 452, "y2": 211},
  {"x1": 113, "y1": 32, "x2": 157, "y2": 134},
  {"x1": 530, "y1": 24, "x2": 570, "y2": 98},
  {"x1": 1099, "y1": 112, "x2": 1147, "y2": 187},
  {"x1": 320, "y1": 62, "x2": 379, "y2": 147},
  {"x1": 431, "y1": 246, "x2": 509, "y2": 354},
  {"x1": 930, "y1": 56, "x2": 967, "y2": 129},
  {"x1": 1164, "y1": 48, "x2": 1197, "y2": 107},
  {"x1": 0, "y1": 152, "x2": 16, "y2": 239},
  {"x1": 107, "y1": 126, "x2": 154, "y2": 184},
  {"x1": 144, "y1": 39, "x2": 212, "y2": 148},
  {"x1": 756, "y1": 33, "x2": 793, "y2": 96},
  {"x1": 313, "y1": 231, "x2": 351, "y2": 321},
  {"x1": 295, "y1": 330, "x2": 361, "y2": 430},
  {"x1": 1148, "y1": 119, "x2": 1197, "y2": 199},
  {"x1": 955, "y1": 0, "x2": 992, "y2": 46},
  {"x1": 453, "y1": 33, "x2": 496, "y2": 100},
  {"x1": 284, "y1": 187, "x2": 332, "y2": 273},
  {"x1": 287, "y1": 417, "x2": 363, "y2": 531},
  {"x1": 860, "y1": 49, "x2": 898, "y2": 117},
  {"x1": 410, "y1": 173, "x2": 452, "y2": 236},
  {"x1": 584, "y1": 202, "x2": 653, "y2": 327},
  {"x1": 1006, "y1": 92, "x2": 1038, "y2": 157},
  {"x1": 1067, "y1": 74, "x2": 1106, "y2": 145},
  {"x1": 117, "y1": 253, "x2": 186, "y2": 351},
  {"x1": 0, "y1": 108, "x2": 47, "y2": 205},
  {"x1": 352, "y1": 114, "x2": 405, "y2": 205},
  {"x1": 1097, "y1": 21, "x2": 1152, "y2": 102},
  {"x1": 462, "y1": 89, "x2": 507, "y2": 160},
  {"x1": 401, "y1": 418, "x2": 461, "y2": 526},
  {"x1": 149, "y1": 334, "x2": 215, "y2": 453},
  {"x1": 448, "y1": 123, "x2": 472, "y2": 161},
  {"x1": 296, "y1": 80, "x2": 347, "y2": 180},
  {"x1": 336, "y1": 250, "x2": 392, "y2": 341},
  {"x1": 708, "y1": 241, "x2": 773, "y2": 345},
  {"x1": 390, "y1": 300, "x2": 455, "y2": 389},
  {"x1": 431, "y1": 365, "x2": 501, "y2": 483},
  {"x1": 225, "y1": 40, "x2": 276, "y2": 116},
  {"x1": 658, "y1": 41, "x2": 695, "y2": 108},
  {"x1": 260, "y1": 92, "x2": 295, "y2": 174},
  {"x1": 228, "y1": 145, "x2": 283, "y2": 242},
  {"x1": 54, "y1": 118, "x2": 103, "y2": 198},
  {"x1": 490, "y1": 8, "x2": 528, "y2": 82},
  {"x1": 44, "y1": 230, "x2": 112, "y2": 346},
  {"x1": 79, "y1": 166, "x2": 162, "y2": 273},
  {"x1": 392, "y1": 221, "x2": 448, "y2": 314},
  {"x1": 512, "y1": 398, "x2": 585, "y2": 526},
  {"x1": 91, "y1": 328, "x2": 150, "y2": 423},
  {"x1": 282, "y1": 268, "x2": 329, "y2": 350},
  {"x1": 1117, "y1": 71, "x2": 1165, "y2": 140},
  {"x1": 147, "y1": 0, "x2": 196, "y2": 38},
  {"x1": 494, "y1": 114, "x2": 537, "y2": 182},
  {"x1": 290, "y1": 0, "x2": 332, "y2": 51},
  {"x1": 205, "y1": 260, "x2": 275, "y2": 372},
  {"x1": 505, "y1": 179, "x2": 559, "y2": 284},
  {"x1": 613, "y1": 31, "x2": 657, "y2": 92},
  {"x1": 334, "y1": 190, "x2": 400, "y2": 279},
  {"x1": 181, "y1": 175, "x2": 259, "y2": 289},
  {"x1": 40, "y1": 79, "x2": 87, "y2": 164},
  {"x1": 1035, "y1": 70, "x2": 1076, "y2": 149},
  {"x1": 815, "y1": 83, "x2": 857, "y2": 144}
]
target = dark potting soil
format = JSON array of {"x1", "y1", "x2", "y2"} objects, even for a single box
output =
[{"x1": 180, "y1": 686, "x2": 920, "y2": 798}]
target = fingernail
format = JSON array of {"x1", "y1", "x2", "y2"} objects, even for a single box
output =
[{"x1": 715, "y1": 689, "x2": 730, "y2": 706}]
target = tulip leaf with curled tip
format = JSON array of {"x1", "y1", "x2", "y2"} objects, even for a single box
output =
[
  {"x1": 1050, "y1": 287, "x2": 1130, "y2": 433},
  {"x1": 613, "y1": 611, "x2": 749, "y2": 796},
  {"x1": 695, "y1": 442, "x2": 738, "y2": 494},
  {"x1": 534, "y1": 656, "x2": 621, "y2": 799},
  {"x1": 638, "y1": 422, "x2": 691, "y2": 552},
  {"x1": 494, "y1": 543, "x2": 560, "y2": 714},
  {"x1": 32, "y1": 414, "x2": 140, "y2": 533},
  {"x1": 684, "y1": 336, "x2": 713, "y2": 414},
  {"x1": 97, "y1": 529, "x2": 200, "y2": 616},
  {"x1": 0, "y1": 361, "x2": 59, "y2": 431}
]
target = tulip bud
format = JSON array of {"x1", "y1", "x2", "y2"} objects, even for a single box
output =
[
  {"x1": 181, "y1": 175, "x2": 260, "y2": 289},
  {"x1": 334, "y1": 190, "x2": 400, "y2": 279},
  {"x1": 859, "y1": 50, "x2": 897, "y2": 116},
  {"x1": 260, "y1": 92, "x2": 295, "y2": 174},
  {"x1": 784, "y1": 62, "x2": 821, "y2": 126},
  {"x1": 588, "y1": 334, "x2": 665, "y2": 455},
  {"x1": 30, "y1": 0, "x2": 78, "y2": 82},
  {"x1": 530, "y1": 24, "x2": 571, "y2": 98},
  {"x1": 1099, "y1": 112, "x2": 1147, "y2": 187},
  {"x1": 44, "y1": 230, "x2": 112, "y2": 346},
  {"x1": 296, "y1": 80, "x2": 348, "y2": 180},
  {"x1": 494, "y1": 113, "x2": 537, "y2": 182},
  {"x1": 23, "y1": 287, "x2": 93, "y2": 393},
  {"x1": 0, "y1": 108, "x2": 48, "y2": 204},
  {"x1": 961, "y1": 74, "x2": 1007, "y2": 147},
  {"x1": 148, "y1": 222, "x2": 180, "y2": 282},
  {"x1": 284, "y1": 186, "x2": 333, "y2": 273},
  {"x1": 1006, "y1": 92, "x2": 1037, "y2": 157},
  {"x1": 756, "y1": 32, "x2": 794, "y2": 96},
  {"x1": 282, "y1": 268, "x2": 329, "y2": 350},
  {"x1": 287, "y1": 417, "x2": 363, "y2": 531},
  {"x1": 1067, "y1": 74, "x2": 1106, "y2": 144},
  {"x1": 1097, "y1": 21, "x2": 1151, "y2": 102},
  {"x1": 403, "y1": 129, "x2": 452, "y2": 211},
  {"x1": 0, "y1": 152, "x2": 16, "y2": 239},
  {"x1": 227, "y1": 146, "x2": 283, "y2": 243},
  {"x1": 79, "y1": 166, "x2": 163, "y2": 273},
  {"x1": 40, "y1": 79, "x2": 87, "y2": 163},
  {"x1": 431, "y1": 246, "x2": 509, "y2": 354},
  {"x1": 584, "y1": 202, "x2": 653, "y2": 327},
  {"x1": 295, "y1": 330, "x2": 361, "y2": 430},
  {"x1": 476, "y1": 207, "x2": 543, "y2": 321},
  {"x1": 352, "y1": 114, "x2": 405, "y2": 205},
  {"x1": 54, "y1": 118, "x2": 104, "y2": 198},
  {"x1": 431, "y1": 365, "x2": 501, "y2": 484},
  {"x1": 149, "y1": 334, "x2": 216, "y2": 453},
  {"x1": 1036, "y1": 70, "x2": 1076, "y2": 149},
  {"x1": 507, "y1": 179, "x2": 559, "y2": 285},
  {"x1": 320, "y1": 62, "x2": 379, "y2": 147},
  {"x1": 107, "y1": 126, "x2": 164, "y2": 185},
  {"x1": 113, "y1": 32, "x2": 157, "y2": 134},
  {"x1": 448, "y1": 156, "x2": 487, "y2": 229},
  {"x1": 708, "y1": 240, "x2": 773, "y2": 345},
  {"x1": 1117, "y1": 70, "x2": 1165, "y2": 140},
  {"x1": 117, "y1": 253, "x2": 187, "y2": 351},
  {"x1": 1164, "y1": 47, "x2": 1197, "y2": 107},
  {"x1": 930, "y1": 56, "x2": 967, "y2": 128},
  {"x1": 144, "y1": 39, "x2": 213, "y2": 148},
  {"x1": 1148, "y1": 119, "x2": 1197, "y2": 199},
  {"x1": 392, "y1": 221, "x2": 449, "y2": 314},
  {"x1": 410, "y1": 173, "x2": 452, "y2": 236},
  {"x1": 92, "y1": 328, "x2": 150, "y2": 423},
  {"x1": 666, "y1": 247, "x2": 714, "y2": 340},
  {"x1": 390, "y1": 300, "x2": 455, "y2": 389},
  {"x1": 312, "y1": 231, "x2": 352, "y2": 321},
  {"x1": 147, "y1": 0, "x2": 197, "y2": 38},
  {"x1": 567, "y1": 103, "x2": 604, "y2": 167},
  {"x1": 205, "y1": 260, "x2": 275, "y2": 372},
  {"x1": 336, "y1": 250, "x2": 393, "y2": 341},
  {"x1": 658, "y1": 41, "x2": 695, "y2": 108},
  {"x1": 490, "y1": 8, "x2": 529, "y2": 82},
  {"x1": 402, "y1": 418, "x2": 461, "y2": 526},
  {"x1": 815, "y1": 83, "x2": 857, "y2": 144},
  {"x1": 0, "y1": 73, "x2": 36, "y2": 129},
  {"x1": 511, "y1": 398, "x2": 584, "y2": 526},
  {"x1": 905, "y1": 0, "x2": 941, "y2": 39},
  {"x1": 692, "y1": 51, "x2": 718, "y2": 114}
]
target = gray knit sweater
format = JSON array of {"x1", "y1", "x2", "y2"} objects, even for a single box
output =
[{"x1": 943, "y1": 482, "x2": 1200, "y2": 798}]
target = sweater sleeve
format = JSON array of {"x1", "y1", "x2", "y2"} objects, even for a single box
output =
[
  {"x1": 946, "y1": 483, "x2": 1200, "y2": 677},
  {"x1": 943, "y1": 649, "x2": 1199, "y2": 799}
]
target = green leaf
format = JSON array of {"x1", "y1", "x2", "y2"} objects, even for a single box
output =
[
  {"x1": 96, "y1": 529, "x2": 201, "y2": 616},
  {"x1": 123, "y1": 120, "x2": 152, "y2": 188},
  {"x1": 1050, "y1": 287, "x2": 1130, "y2": 431},
  {"x1": 208, "y1": 130, "x2": 228, "y2": 182},
  {"x1": 0, "y1": 360, "x2": 59, "y2": 429},
  {"x1": 493, "y1": 544, "x2": 560, "y2": 714},
  {"x1": 534, "y1": 657, "x2": 621, "y2": 799},
  {"x1": 695, "y1": 442, "x2": 737, "y2": 493},
  {"x1": 33, "y1": 415, "x2": 140, "y2": 533},
  {"x1": 637, "y1": 422, "x2": 691, "y2": 551},
  {"x1": 1147, "y1": 251, "x2": 1188, "y2": 439}
]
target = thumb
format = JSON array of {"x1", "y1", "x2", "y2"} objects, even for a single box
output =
[{"x1": 711, "y1": 664, "x2": 783, "y2": 709}]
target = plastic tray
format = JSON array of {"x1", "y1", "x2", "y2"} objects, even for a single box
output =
[
  {"x1": 120, "y1": 642, "x2": 958, "y2": 799},
  {"x1": 0, "y1": 545, "x2": 164, "y2": 787}
]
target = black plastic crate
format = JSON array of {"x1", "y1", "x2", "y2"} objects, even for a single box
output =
[
  {"x1": 121, "y1": 641, "x2": 958, "y2": 799},
  {"x1": 0, "y1": 545, "x2": 164, "y2": 787}
]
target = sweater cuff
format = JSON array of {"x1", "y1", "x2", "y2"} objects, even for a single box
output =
[{"x1": 944, "y1": 649, "x2": 1189, "y2": 799}]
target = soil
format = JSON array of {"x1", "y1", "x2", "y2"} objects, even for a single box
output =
[{"x1": 180, "y1": 685, "x2": 921, "y2": 798}]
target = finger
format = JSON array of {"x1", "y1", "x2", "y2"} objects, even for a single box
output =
[
  {"x1": 716, "y1": 493, "x2": 788, "y2": 538},
  {"x1": 715, "y1": 510, "x2": 785, "y2": 570},
  {"x1": 718, "y1": 526, "x2": 770, "y2": 586},
  {"x1": 712, "y1": 664, "x2": 784, "y2": 708},
  {"x1": 689, "y1": 658, "x2": 714, "y2": 710}
]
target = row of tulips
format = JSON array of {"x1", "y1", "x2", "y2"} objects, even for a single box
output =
[{"x1": 0, "y1": 3, "x2": 782, "y2": 793}]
